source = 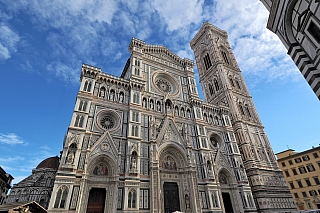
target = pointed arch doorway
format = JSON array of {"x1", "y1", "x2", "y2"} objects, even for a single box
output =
[
  {"x1": 163, "y1": 182, "x2": 180, "y2": 213},
  {"x1": 219, "y1": 172, "x2": 235, "y2": 213},
  {"x1": 86, "y1": 188, "x2": 106, "y2": 213},
  {"x1": 222, "y1": 192, "x2": 233, "y2": 213}
]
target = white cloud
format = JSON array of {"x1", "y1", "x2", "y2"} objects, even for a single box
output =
[
  {"x1": 46, "y1": 62, "x2": 80, "y2": 83},
  {"x1": 152, "y1": 0, "x2": 204, "y2": 32},
  {"x1": 21, "y1": 0, "x2": 118, "y2": 28},
  {"x1": 0, "y1": 133, "x2": 25, "y2": 145},
  {"x1": 1, "y1": 0, "x2": 301, "y2": 85},
  {"x1": 0, "y1": 23, "x2": 20, "y2": 60},
  {"x1": 0, "y1": 43, "x2": 10, "y2": 60},
  {"x1": 0, "y1": 156, "x2": 24, "y2": 164}
]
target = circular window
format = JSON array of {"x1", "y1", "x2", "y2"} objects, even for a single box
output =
[
  {"x1": 156, "y1": 79, "x2": 172, "y2": 93},
  {"x1": 153, "y1": 72, "x2": 179, "y2": 95},
  {"x1": 100, "y1": 116, "x2": 115, "y2": 129},
  {"x1": 96, "y1": 110, "x2": 120, "y2": 131},
  {"x1": 209, "y1": 134, "x2": 223, "y2": 149}
]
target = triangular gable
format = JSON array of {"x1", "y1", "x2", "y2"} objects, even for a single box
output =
[
  {"x1": 156, "y1": 118, "x2": 186, "y2": 148},
  {"x1": 89, "y1": 131, "x2": 119, "y2": 162},
  {"x1": 215, "y1": 150, "x2": 233, "y2": 179},
  {"x1": 142, "y1": 45, "x2": 184, "y2": 66}
]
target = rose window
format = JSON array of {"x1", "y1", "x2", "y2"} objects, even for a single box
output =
[
  {"x1": 153, "y1": 72, "x2": 179, "y2": 95},
  {"x1": 156, "y1": 79, "x2": 172, "y2": 93},
  {"x1": 96, "y1": 110, "x2": 120, "y2": 131},
  {"x1": 100, "y1": 116, "x2": 115, "y2": 129}
]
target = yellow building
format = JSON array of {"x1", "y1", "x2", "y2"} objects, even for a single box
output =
[{"x1": 276, "y1": 147, "x2": 320, "y2": 210}]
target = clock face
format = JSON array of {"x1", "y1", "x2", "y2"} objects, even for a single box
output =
[{"x1": 156, "y1": 79, "x2": 172, "y2": 93}]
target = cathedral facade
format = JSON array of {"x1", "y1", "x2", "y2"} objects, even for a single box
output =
[{"x1": 47, "y1": 23, "x2": 297, "y2": 213}]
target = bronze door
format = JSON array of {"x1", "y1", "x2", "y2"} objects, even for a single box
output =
[
  {"x1": 163, "y1": 182, "x2": 180, "y2": 213},
  {"x1": 86, "y1": 188, "x2": 106, "y2": 213}
]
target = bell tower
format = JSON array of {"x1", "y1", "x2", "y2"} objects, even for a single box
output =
[{"x1": 190, "y1": 22, "x2": 297, "y2": 212}]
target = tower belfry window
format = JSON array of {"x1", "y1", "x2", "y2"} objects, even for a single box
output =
[
  {"x1": 221, "y1": 51, "x2": 229, "y2": 64},
  {"x1": 209, "y1": 84, "x2": 214, "y2": 95},
  {"x1": 203, "y1": 53, "x2": 212, "y2": 70},
  {"x1": 229, "y1": 77, "x2": 235, "y2": 87},
  {"x1": 214, "y1": 79, "x2": 219, "y2": 91}
]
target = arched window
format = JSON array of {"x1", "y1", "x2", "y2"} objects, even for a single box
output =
[
  {"x1": 214, "y1": 79, "x2": 219, "y2": 91},
  {"x1": 203, "y1": 113, "x2": 208, "y2": 122},
  {"x1": 132, "y1": 111, "x2": 139, "y2": 122},
  {"x1": 83, "y1": 101, "x2": 87, "y2": 111},
  {"x1": 229, "y1": 77, "x2": 235, "y2": 87},
  {"x1": 54, "y1": 186, "x2": 68, "y2": 208},
  {"x1": 235, "y1": 80, "x2": 241, "y2": 89},
  {"x1": 135, "y1": 68, "x2": 140, "y2": 76},
  {"x1": 201, "y1": 138, "x2": 208, "y2": 148},
  {"x1": 214, "y1": 116, "x2": 219, "y2": 125},
  {"x1": 74, "y1": 115, "x2": 80, "y2": 127},
  {"x1": 245, "y1": 105, "x2": 252, "y2": 117},
  {"x1": 131, "y1": 125, "x2": 139, "y2": 137},
  {"x1": 133, "y1": 92, "x2": 139, "y2": 104},
  {"x1": 79, "y1": 115, "x2": 84, "y2": 127},
  {"x1": 221, "y1": 51, "x2": 229, "y2": 64},
  {"x1": 238, "y1": 104, "x2": 245, "y2": 115},
  {"x1": 128, "y1": 189, "x2": 137, "y2": 208},
  {"x1": 78, "y1": 101, "x2": 83, "y2": 111},
  {"x1": 84, "y1": 81, "x2": 88, "y2": 91},
  {"x1": 209, "y1": 84, "x2": 214, "y2": 95},
  {"x1": 135, "y1": 59, "x2": 140, "y2": 66},
  {"x1": 196, "y1": 108, "x2": 201, "y2": 119},
  {"x1": 203, "y1": 53, "x2": 212, "y2": 70},
  {"x1": 87, "y1": 82, "x2": 92, "y2": 92},
  {"x1": 78, "y1": 100, "x2": 87, "y2": 111}
]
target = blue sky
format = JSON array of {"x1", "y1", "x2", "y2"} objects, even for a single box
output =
[{"x1": 1, "y1": 0, "x2": 320, "y2": 184}]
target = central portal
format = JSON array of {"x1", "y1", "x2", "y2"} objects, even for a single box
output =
[
  {"x1": 86, "y1": 188, "x2": 106, "y2": 213},
  {"x1": 222, "y1": 192, "x2": 233, "y2": 213},
  {"x1": 163, "y1": 182, "x2": 180, "y2": 213}
]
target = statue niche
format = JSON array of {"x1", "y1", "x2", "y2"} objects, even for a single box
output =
[{"x1": 129, "y1": 151, "x2": 138, "y2": 174}]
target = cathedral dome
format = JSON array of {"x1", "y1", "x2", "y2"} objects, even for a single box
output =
[{"x1": 36, "y1": 156, "x2": 59, "y2": 169}]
